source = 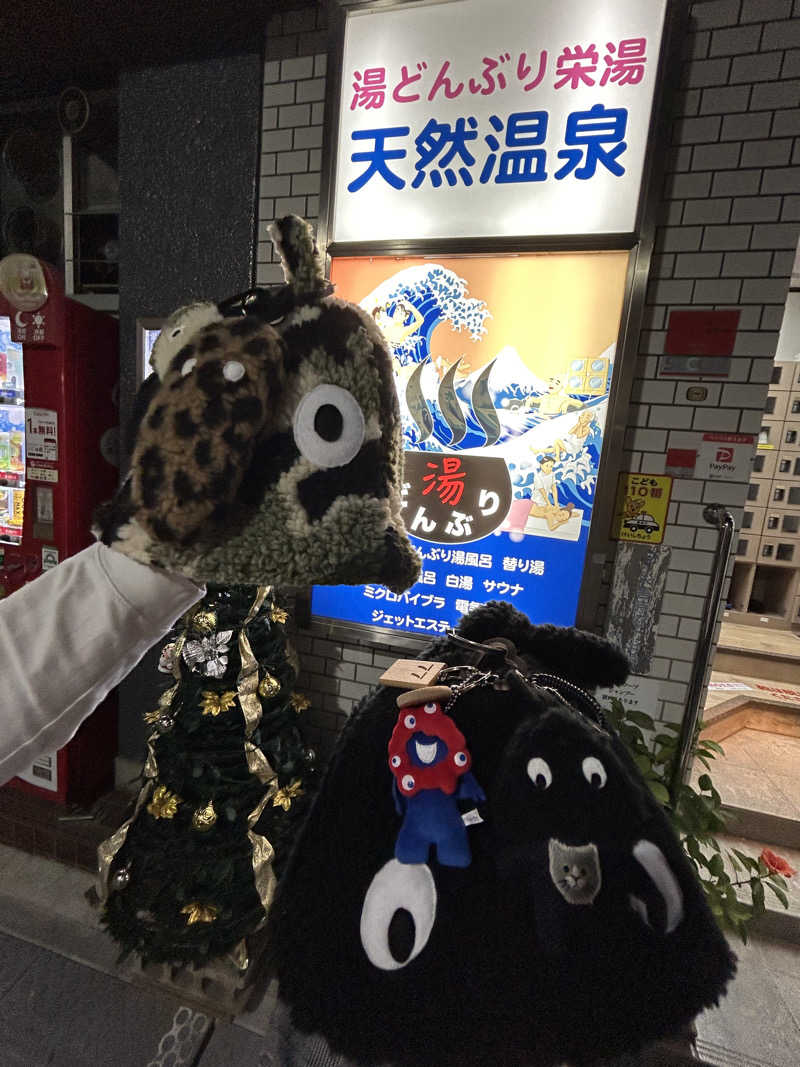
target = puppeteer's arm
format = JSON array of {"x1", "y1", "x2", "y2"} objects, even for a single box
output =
[{"x1": 0, "y1": 543, "x2": 203, "y2": 786}]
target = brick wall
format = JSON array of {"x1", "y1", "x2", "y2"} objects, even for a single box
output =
[{"x1": 259, "y1": 2, "x2": 800, "y2": 759}]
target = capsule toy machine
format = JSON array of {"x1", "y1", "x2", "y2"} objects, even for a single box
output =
[{"x1": 0, "y1": 254, "x2": 119, "y2": 805}]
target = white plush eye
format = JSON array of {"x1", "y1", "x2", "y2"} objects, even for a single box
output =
[
  {"x1": 401, "y1": 774, "x2": 415, "y2": 792},
  {"x1": 222, "y1": 360, "x2": 245, "y2": 382},
  {"x1": 423, "y1": 702, "x2": 437, "y2": 714},
  {"x1": 404, "y1": 714, "x2": 416, "y2": 729},
  {"x1": 293, "y1": 383, "x2": 365, "y2": 468},
  {"x1": 390, "y1": 754, "x2": 401, "y2": 768},
  {"x1": 181, "y1": 357, "x2": 197, "y2": 376},
  {"x1": 527, "y1": 757, "x2": 552, "y2": 790},
  {"x1": 582, "y1": 756, "x2": 607, "y2": 789},
  {"x1": 360, "y1": 859, "x2": 437, "y2": 970},
  {"x1": 454, "y1": 751, "x2": 467, "y2": 767}
]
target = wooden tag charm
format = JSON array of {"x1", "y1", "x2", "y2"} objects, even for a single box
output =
[{"x1": 379, "y1": 659, "x2": 446, "y2": 690}]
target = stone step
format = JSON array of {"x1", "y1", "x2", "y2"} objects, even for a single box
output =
[{"x1": 723, "y1": 805, "x2": 800, "y2": 852}]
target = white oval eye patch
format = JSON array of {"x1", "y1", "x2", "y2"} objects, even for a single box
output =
[
  {"x1": 293, "y1": 383, "x2": 366, "y2": 469},
  {"x1": 360, "y1": 859, "x2": 437, "y2": 971},
  {"x1": 181, "y1": 357, "x2": 197, "y2": 376}
]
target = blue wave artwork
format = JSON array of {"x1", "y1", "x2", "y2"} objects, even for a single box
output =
[{"x1": 312, "y1": 262, "x2": 614, "y2": 637}]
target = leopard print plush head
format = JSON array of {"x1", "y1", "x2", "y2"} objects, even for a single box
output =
[{"x1": 107, "y1": 216, "x2": 421, "y2": 592}]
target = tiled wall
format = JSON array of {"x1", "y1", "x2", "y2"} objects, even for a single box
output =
[{"x1": 259, "y1": 1, "x2": 800, "y2": 760}]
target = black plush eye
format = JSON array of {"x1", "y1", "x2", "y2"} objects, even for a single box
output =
[
  {"x1": 360, "y1": 859, "x2": 437, "y2": 970},
  {"x1": 293, "y1": 383, "x2": 365, "y2": 468},
  {"x1": 526, "y1": 757, "x2": 552, "y2": 790},
  {"x1": 582, "y1": 756, "x2": 607, "y2": 789}
]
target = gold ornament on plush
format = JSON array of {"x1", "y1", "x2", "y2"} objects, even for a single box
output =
[
  {"x1": 143, "y1": 707, "x2": 163, "y2": 724},
  {"x1": 180, "y1": 902, "x2": 219, "y2": 925},
  {"x1": 270, "y1": 604, "x2": 288, "y2": 625},
  {"x1": 291, "y1": 692, "x2": 311, "y2": 713},
  {"x1": 258, "y1": 672, "x2": 281, "y2": 698},
  {"x1": 201, "y1": 690, "x2": 237, "y2": 717},
  {"x1": 191, "y1": 800, "x2": 218, "y2": 831},
  {"x1": 147, "y1": 785, "x2": 181, "y2": 820},
  {"x1": 192, "y1": 610, "x2": 218, "y2": 634},
  {"x1": 272, "y1": 779, "x2": 305, "y2": 811}
]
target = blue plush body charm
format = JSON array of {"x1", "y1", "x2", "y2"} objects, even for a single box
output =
[{"x1": 388, "y1": 688, "x2": 485, "y2": 868}]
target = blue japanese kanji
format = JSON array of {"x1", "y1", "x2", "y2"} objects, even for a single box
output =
[
  {"x1": 412, "y1": 117, "x2": 478, "y2": 188},
  {"x1": 348, "y1": 127, "x2": 410, "y2": 192},
  {"x1": 480, "y1": 110, "x2": 548, "y2": 184},
  {"x1": 554, "y1": 104, "x2": 628, "y2": 180}
]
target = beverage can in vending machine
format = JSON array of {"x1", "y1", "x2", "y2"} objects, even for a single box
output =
[{"x1": 9, "y1": 430, "x2": 24, "y2": 471}]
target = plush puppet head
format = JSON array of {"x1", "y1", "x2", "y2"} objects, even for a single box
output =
[
  {"x1": 388, "y1": 700, "x2": 471, "y2": 796},
  {"x1": 98, "y1": 216, "x2": 421, "y2": 591}
]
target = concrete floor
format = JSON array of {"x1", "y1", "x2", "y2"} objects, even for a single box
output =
[{"x1": 0, "y1": 833, "x2": 796, "y2": 1066}]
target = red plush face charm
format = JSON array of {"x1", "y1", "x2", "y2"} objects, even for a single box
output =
[{"x1": 387, "y1": 701, "x2": 471, "y2": 796}]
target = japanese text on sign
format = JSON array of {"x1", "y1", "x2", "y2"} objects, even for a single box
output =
[
  {"x1": 348, "y1": 106, "x2": 630, "y2": 193},
  {"x1": 613, "y1": 473, "x2": 673, "y2": 545},
  {"x1": 334, "y1": 0, "x2": 667, "y2": 240},
  {"x1": 350, "y1": 41, "x2": 648, "y2": 111}
]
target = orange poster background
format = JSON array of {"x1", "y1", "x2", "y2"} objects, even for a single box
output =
[{"x1": 330, "y1": 251, "x2": 630, "y2": 376}]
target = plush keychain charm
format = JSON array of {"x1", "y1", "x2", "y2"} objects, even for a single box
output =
[{"x1": 388, "y1": 686, "x2": 485, "y2": 868}]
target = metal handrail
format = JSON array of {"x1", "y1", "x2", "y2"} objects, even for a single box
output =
[{"x1": 670, "y1": 504, "x2": 736, "y2": 804}]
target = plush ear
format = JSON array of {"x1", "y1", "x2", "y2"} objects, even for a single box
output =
[
  {"x1": 269, "y1": 215, "x2": 327, "y2": 297},
  {"x1": 456, "y1": 600, "x2": 630, "y2": 689},
  {"x1": 149, "y1": 302, "x2": 223, "y2": 380}
]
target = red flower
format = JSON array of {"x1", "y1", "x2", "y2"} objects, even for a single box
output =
[{"x1": 760, "y1": 848, "x2": 797, "y2": 878}]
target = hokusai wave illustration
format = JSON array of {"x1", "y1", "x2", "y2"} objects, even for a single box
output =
[{"x1": 361, "y1": 263, "x2": 613, "y2": 527}]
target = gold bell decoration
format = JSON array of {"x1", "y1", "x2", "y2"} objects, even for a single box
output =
[
  {"x1": 201, "y1": 690, "x2": 237, "y2": 717},
  {"x1": 291, "y1": 692, "x2": 311, "y2": 713},
  {"x1": 192, "y1": 609, "x2": 218, "y2": 634},
  {"x1": 180, "y1": 902, "x2": 219, "y2": 925},
  {"x1": 270, "y1": 604, "x2": 288, "y2": 625},
  {"x1": 191, "y1": 800, "x2": 218, "y2": 831},
  {"x1": 258, "y1": 672, "x2": 281, "y2": 699},
  {"x1": 272, "y1": 779, "x2": 305, "y2": 811},
  {"x1": 146, "y1": 784, "x2": 181, "y2": 820}
]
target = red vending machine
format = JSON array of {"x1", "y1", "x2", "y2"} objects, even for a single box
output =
[{"x1": 0, "y1": 253, "x2": 119, "y2": 805}]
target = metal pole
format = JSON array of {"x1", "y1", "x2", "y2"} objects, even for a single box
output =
[{"x1": 670, "y1": 503, "x2": 736, "y2": 804}]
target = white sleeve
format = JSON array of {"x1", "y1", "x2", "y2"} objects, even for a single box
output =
[{"x1": 0, "y1": 542, "x2": 204, "y2": 786}]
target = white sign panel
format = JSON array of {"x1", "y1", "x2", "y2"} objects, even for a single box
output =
[
  {"x1": 25, "y1": 407, "x2": 58, "y2": 461},
  {"x1": 15, "y1": 750, "x2": 58, "y2": 792},
  {"x1": 695, "y1": 433, "x2": 756, "y2": 482},
  {"x1": 333, "y1": 0, "x2": 668, "y2": 242},
  {"x1": 597, "y1": 676, "x2": 662, "y2": 718}
]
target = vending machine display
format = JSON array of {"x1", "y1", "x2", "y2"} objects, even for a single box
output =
[
  {"x1": 0, "y1": 255, "x2": 120, "y2": 804},
  {"x1": 0, "y1": 320, "x2": 26, "y2": 545}
]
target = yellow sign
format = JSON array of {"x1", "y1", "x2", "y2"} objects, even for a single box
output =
[
  {"x1": 11, "y1": 488, "x2": 24, "y2": 527},
  {"x1": 613, "y1": 473, "x2": 672, "y2": 545}
]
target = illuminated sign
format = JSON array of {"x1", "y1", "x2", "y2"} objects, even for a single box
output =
[
  {"x1": 311, "y1": 251, "x2": 630, "y2": 633},
  {"x1": 332, "y1": 0, "x2": 668, "y2": 242}
]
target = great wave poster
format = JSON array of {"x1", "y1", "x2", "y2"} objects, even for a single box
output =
[{"x1": 312, "y1": 251, "x2": 630, "y2": 634}]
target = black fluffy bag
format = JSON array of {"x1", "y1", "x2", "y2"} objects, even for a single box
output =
[{"x1": 269, "y1": 602, "x2": 735, "y2": 1067}]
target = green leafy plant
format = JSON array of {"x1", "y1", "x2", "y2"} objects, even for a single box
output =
[{"x1": 606, "y1": 699, "x2": 792, "y2": 942}]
